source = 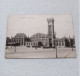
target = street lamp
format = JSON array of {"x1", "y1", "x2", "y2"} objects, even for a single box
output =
[
  {"x1": 56, "y1": 43, "x2": 58, "y2": 58},
  {"x1": 15, "y1": 43, "x2": 16, "y2": 53},
  {"x1": 54, "y1": 32, "x2": 58, "y2": 58}
]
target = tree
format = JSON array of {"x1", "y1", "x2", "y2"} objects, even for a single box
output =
[
  {"x1": 70, "y1": 39, "x2": 74, "y2": 47},
  {"x1": 65, "y1": 38, "x2": 70, "y2": 47},
  {"x1": 6, "y1": 37, "x2": 11, "y2": 46}
]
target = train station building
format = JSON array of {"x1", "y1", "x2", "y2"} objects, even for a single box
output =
[{"x1": 9, "y1": 18, "x2": 74, "y2": 48}]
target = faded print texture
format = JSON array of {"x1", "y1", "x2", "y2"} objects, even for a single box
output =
[{"x1": 5, "y1": 15, "x2": 76, "y2": 58}]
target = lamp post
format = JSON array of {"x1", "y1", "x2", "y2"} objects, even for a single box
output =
[
  {"x1": 15, "y1": 43, "x2": 16, "y2": 53},
  {"x1": 69, "y1": 36, "x2": 71, "y2": 47},
  {"x1": 56, "y1": 43, "x2": 58, "y2": 58},
  {"x1": 54, "y1": 32, "x2": 58, "y2": 58}
]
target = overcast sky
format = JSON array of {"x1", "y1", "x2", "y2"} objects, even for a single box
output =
[{"x1": 7, "y1": 15, "x2": 74, "y2": 38}]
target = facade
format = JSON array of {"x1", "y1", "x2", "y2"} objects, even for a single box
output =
[
  {"x1": 11, "y1": 33, "x2": 27, "y2": 45},
  {"x1": 26, "y1": 34, "x2": 66, "y2": 48},
  {"x1": 26, "y1": 33, "x2": 49, "y2": 47},
  {"x1": 54, "y1": 38, "x2": 65, "y2": 48},
  {"x1": 6, "y1": 17, "x2": 75, "y2": 48}
]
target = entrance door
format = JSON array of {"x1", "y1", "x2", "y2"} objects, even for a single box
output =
[
  {"x1": 49, "y1": 43, "x2": 52, "y2": 47},
  {"x1": 49, "y1": 38, "x2": 52, "y2": 47}
]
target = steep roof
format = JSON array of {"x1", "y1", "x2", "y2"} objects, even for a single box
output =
[{"x1": 14, "y1": 33, "x2": 27, "y2": 38}]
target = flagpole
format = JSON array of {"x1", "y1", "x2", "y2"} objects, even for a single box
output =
[
  {"x1": 69, "y1": 36, "x2": 71, "y2": 47},
  {"x1": 56, "y1": 43, "x2": 57, "y2": 58}
]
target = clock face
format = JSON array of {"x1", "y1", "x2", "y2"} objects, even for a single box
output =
[{"x1": 48, "y1": 21, "x2": 53, "y2": 25}]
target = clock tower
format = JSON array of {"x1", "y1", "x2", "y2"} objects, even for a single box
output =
[{"x1": 47, "y1": 18, "x2": 55, "y2": 48}]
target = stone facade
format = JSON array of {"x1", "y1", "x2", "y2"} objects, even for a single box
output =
[
  {"x1": 26, "y1": 33, "x2": 49, "y2": 47},
  {"x1": 25, "y1": 34, "x2": 66, "y2": 48},
  {"x1": 11, "y1": 33, "x2": 27, "y2": 45}
]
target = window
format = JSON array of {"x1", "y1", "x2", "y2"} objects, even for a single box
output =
[{"x1": 33, "y1": 43, "x2": 35, "y2": 46}]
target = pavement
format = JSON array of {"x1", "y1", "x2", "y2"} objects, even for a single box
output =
[{"x1": 5, "y1": 46, "x2": 76, "y2": 58}]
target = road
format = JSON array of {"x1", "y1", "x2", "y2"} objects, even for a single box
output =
[{"x1": 5, "y1": 46, "x2": 76, "y2": 58}]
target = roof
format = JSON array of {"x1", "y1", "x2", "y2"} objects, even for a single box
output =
[
  {"x1": 14, "y1": 33, "x2": 27, "y2": 38},
  {"x1": 30, "y1": 33, "x2": 48, "y2": 38}
]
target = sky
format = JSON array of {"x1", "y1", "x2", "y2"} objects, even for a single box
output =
[{"x1": 7, "y1": 15, "x2": 74, "y2": 38}]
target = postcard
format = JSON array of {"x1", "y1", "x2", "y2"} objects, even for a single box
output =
[{"x1": 5, "y1": 15, "x2": 76, "y2": 58}]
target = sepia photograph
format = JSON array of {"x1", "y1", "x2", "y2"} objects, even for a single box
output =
[{"x1": 5, "y1": 15, "x2": 76, "y2": 58}]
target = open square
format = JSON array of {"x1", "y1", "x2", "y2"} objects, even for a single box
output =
[{"x1": 5, "y1": 46, "x2": 76, "y2": 58}]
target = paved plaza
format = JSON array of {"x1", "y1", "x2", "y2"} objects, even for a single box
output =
[{"x1": 5, "y1": 46, "x2": 76, "y2": 58}]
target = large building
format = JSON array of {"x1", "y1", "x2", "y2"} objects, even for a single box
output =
[
  {"x1": 25, "y1": 18, "x2": 74, "y2": 48},
  {"x1": 26, "y1": 33, "x2": 49, "y2": 47},
  {"x1": 6, "y1": 18, "x2": 75, "y2": 48},
  {"x1": 11, "y1": 33, "x2": 27, "y2": 45}
]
